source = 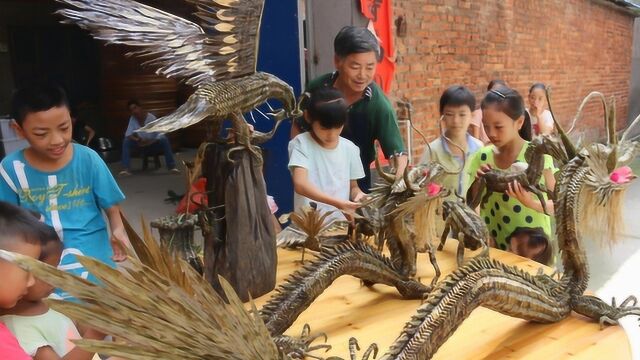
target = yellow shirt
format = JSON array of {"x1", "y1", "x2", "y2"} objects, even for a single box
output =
[{"x1": 465, "y1": 143, "x2": 556, "y2": 249}]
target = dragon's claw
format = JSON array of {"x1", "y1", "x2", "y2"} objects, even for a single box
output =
[{"x1": 277, "y1": 324, "x2": 333, "y2": 359}]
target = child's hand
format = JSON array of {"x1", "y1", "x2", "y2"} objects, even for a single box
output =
[
  {"x1": 336, "y1": 200, "x2": 361, "y2": 223},
  {"x1": 352, "y1": 192, "x2": 368, "y2": 203},
  {"x1": 476, "y1": 164, "x2": 492, "y2": 179},
  {"x1": 110, "y1": 227, "x2": 130, "y2": 262},
  {"x1": 506, "y1": 181, "x2": 535, "y2": 209}
]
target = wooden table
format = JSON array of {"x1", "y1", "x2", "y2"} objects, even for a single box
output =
[{"x1": 253, "y1": 240, "x2": 631, "y2": 359}]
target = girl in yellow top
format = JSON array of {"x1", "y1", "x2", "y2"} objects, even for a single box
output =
[{"x1": 466, "y1": 87, "x2": 556, "y2": 264}]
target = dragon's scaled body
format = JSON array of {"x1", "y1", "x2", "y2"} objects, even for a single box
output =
[
  {"x1": 260, "y1": 242, "x2": 431, "y2": 337},
  {"x1": 56, "y1": 0, "x2": 301, "y2": 162},
  {"x1": 437, "y1": 199, "x2": 489, "y2": 268}
]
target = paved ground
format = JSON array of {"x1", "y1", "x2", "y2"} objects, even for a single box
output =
[{"x1": 111, "y1": 152, "x2": 640, "y2": 358}]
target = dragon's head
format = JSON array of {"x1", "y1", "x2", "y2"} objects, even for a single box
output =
[
  {"x1": 396, "y1": 163, "x2": 447, "y2": 196},
  {"x1": 583, "y1": 142, "x2": 638, "y2": 204},
  {"x1": 577, "y1": 99, "x2": 640, "y2": 246}
]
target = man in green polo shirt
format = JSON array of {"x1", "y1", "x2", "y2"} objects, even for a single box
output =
[{"x1": 292, "y1": 26, "x2": 407, "y2": 191}]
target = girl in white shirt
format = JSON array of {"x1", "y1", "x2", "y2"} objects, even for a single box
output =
[{"x1": 526, "y1": 83, "x2": 555, "y2": 136}]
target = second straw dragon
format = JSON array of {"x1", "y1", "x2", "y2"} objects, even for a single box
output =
[{"x1": 56, "y1": 0, "x2": 301, "y2": 159}]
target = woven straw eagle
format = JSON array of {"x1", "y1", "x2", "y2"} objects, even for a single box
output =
[{"x1": 56, "y1": 0, "x2": 301, "y2": 157}]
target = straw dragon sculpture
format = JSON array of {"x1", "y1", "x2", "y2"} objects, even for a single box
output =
[
  {"x1": 56, "y1": 0, "x2": 302, "y2": 162},
  {"x1": 3, "y1": 92, "x2": 640, "y2": 360}
]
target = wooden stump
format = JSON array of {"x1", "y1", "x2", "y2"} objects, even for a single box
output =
[
  {"x1": 150, "y1": 214, "x2": 204, "y2": 275},
  {"x1": 202, "y1": 144, "x2": 277, "y2": 301}
]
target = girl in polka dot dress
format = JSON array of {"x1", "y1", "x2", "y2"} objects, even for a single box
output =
[{"x1": 466, "y1": 87, "x2": 556, "y2": 265}]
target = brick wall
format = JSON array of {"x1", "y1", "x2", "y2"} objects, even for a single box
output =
[{"x1": 390, "y1": 0, "x2": 635, "y2": 160}]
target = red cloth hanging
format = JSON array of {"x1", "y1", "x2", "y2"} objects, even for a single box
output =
[{"x1": 360, "y1": 0, "x2": 396, "y2": 94}]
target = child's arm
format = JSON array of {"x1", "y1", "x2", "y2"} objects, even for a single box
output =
[
  {"x1": 105, "y1": 205, "x2": 130, "y2": 262},
  {"x1": 349, "y1": 180, "x2": 366, "y2": 202},
  {"x1": 291, "y1": 167, "x2": 360, "y2": 214}
]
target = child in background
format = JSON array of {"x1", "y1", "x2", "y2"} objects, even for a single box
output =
[
  {"x1": 289, "y1": 87, "x2": 366, "y2": 222},
  {"x1": 466, "y1": 87, "x2": 556, "y2": 264},
  {"x1": 1, "y1": 224, "x2": 107, "y2": 360},
  {"x1": 420, "y1": 85, "x2": 483, "y2": 200},
  {"x1": 0, "y1": 84, "x2": 129, "y2": 300},
  {"x1": 527, "y1": 83, "x2": 555, "y2": 136},
  {"x1": 0, "y1": 201, "x2": 44, "y2": 360},
  {"x1": 469, "y1": 79, "x2": 507, "y2": 143}
]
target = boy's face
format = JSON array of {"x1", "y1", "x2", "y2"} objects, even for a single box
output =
[
  {"x1": 310, "y1": 121, "x2": 343, "y2": 148},
  {"x1": 23, "y1": 245, "x2": 61, "y2": 301},
  {"x1": 334, "y1": 51, "x2": 377, "y2": 94},
  {"x1": 482, "y1": 106, "x2": 523, "y2": 147},
  {"x1": 441, "y1": 105, "x2": 472, "y2": 137},
  {"x1": 0, "y1": 240, "x2": 40, "y2": 309},
  {"x1": 13, "y1": 106, "x2": 72, "y2": 161}
]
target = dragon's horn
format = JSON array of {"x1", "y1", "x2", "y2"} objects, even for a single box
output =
[
  {"x1": 399, "y1": 98, "x2": 435, "y2": 162},
  {"x1": 621, "y1": 112, "x2": 640, "y2": 142},
  {"x1": 441, "y1": 134, "x2": 466, "y2": 175},
  {"x1": 374, "y1": 144, "x2": 395, "y2": 183},
  {"x1": 566, "y1": 91, "x2": 608, "y2": 135},
  {"x1": 607, "y1": 96, "x2": 617, "y2": 145},
  {"x1": 545, "y1": 87, "x2": 577, "y2": 159}
]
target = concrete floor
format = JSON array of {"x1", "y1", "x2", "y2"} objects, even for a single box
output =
[{"x1": 111, "y1": 151, "x2": 640, "y2": 358}]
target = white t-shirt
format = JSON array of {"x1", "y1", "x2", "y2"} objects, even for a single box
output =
[
  {"x1": 1, "y1": 309, "x2": 81, "y2": 357},
  {"x1": 526, "y1": 109, "x2": 554, "y2": 136},
  {"x1": 288, "y1": 132, "x2": 365, "y2": 221}
]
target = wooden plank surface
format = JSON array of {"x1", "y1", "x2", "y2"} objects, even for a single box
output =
[{"x1": 253, "y1": 240, "x2": 631, "y2": 359}]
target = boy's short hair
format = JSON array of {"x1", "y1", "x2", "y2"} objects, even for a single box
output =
[
  {"x1": 306, "y1": 87, "x2": 348, "y2": 129},
  {"x1": 39, "y1": 225, "x2": 63, "y2": 261},
  {"x1": 334, "y1": 26, "x2": 380, "y2": 60},
  {"x1": 11, "y1": 84, "x2": 69, "y2": 126},
  {"x1": 0, "y1": 202, "x2": 48, "y2": 248},
  {"x1": 439, "y1": 85, "x2": 476, "y2": 114}
]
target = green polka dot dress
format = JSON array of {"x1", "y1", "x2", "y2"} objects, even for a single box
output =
[{"x1": 465, "y1": 142, "x2": 555, "y2": 250}]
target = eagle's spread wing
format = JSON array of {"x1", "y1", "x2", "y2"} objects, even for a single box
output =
[{"x1": 56, "y1": 0, "x2": 265, "y2": 86}]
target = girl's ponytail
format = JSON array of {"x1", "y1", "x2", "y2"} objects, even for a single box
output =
[{"x1": 520, "y1": 110, "x2": 532, "y2": 141}]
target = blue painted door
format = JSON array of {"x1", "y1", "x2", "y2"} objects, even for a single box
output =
[{"x1": 254, "y1": 0, "x2": 302, "y2": 214}]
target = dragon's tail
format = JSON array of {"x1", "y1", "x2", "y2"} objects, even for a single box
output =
[
  {"x1": 139, "y1": 94, "x2": 213, "y2": 134},
  {"x1": 381, "y1": 258, "x2": 571, "y2": 359}
]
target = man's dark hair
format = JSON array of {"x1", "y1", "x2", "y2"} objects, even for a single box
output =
[
  {"x1": 127, "y1": 99, "x2": 141, "y2": 109},
  {"x1": 487, "y1": 79, "x2": 507, "y2": 91},
  {"x1": 11, "y1": 84, "x2": 69, "y2": 126},
  {"x1": 439, "y1": 85, "x2": 476, "y2": 114},
  {"x1": 0, "y1": 201, "x2": 48, "y2": 247},
  {"x1": 334, "y1": 26, "x2": 380, "y2": 60},
  {"x1": 306, "y1": 87, "x2": 348, "y2": 129}
]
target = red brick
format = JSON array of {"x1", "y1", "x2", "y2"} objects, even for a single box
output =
[{"x1": 391, "y1": 0, "x2": 634, "y2": 160}]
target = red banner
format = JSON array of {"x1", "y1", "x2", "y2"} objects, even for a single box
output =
[{"x1": 360, "y1": 0, "x2": 395, "y2": 94}]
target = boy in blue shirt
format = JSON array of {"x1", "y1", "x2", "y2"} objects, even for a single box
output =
[{"x1": 0, "y1": 85, "x2": 128, "y2": 300}]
